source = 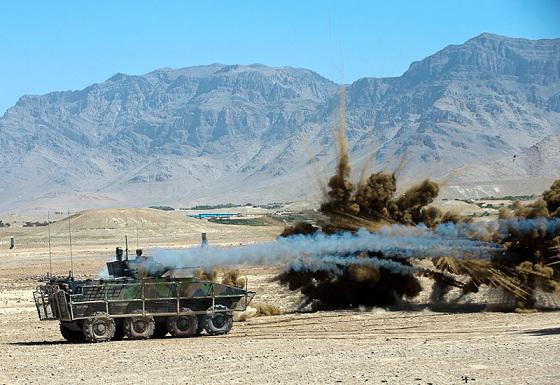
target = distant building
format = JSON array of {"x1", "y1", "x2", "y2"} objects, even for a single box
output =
[{"x1": 187, "y1": 213, "x2": 239, "y2": 220}]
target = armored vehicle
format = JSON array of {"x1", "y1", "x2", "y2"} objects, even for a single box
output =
[{"x1": 34, "y1": 248, "x2": 254, "y2": 342}]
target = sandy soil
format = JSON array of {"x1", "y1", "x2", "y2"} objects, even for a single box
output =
[{"x1": 1, "y1": 211, "x2": 559, "y2": 385}]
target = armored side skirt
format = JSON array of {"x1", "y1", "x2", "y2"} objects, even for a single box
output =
[{"x1": 34, "y1": 280, "x2": 255, "y2": 322}]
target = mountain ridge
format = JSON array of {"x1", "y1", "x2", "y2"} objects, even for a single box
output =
[{"x1": 1, "y1": 33, "x2": 559, "y2": 213}]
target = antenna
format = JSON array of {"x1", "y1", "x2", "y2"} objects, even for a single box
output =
[
  {"x1": 68, "y1": 209, "x2": 73, "y2": 278},
  {"x1": 47, "y1": 211, "x2": 52, "y2": 276},
  {"x1": 125, "y1": 235, "x2": 129, "y2": 260}
]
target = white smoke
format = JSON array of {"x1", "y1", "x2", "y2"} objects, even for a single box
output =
[
  {"x1": 435, "y1": 217, "x2": 560, "y2": 240},
  {"x1": 151, "y1": 222, "x2": 502, "y2": 276}
]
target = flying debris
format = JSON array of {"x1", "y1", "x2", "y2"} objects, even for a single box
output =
[{"x1": 276, "y1": 116, "x2": 560, "y2": 310}]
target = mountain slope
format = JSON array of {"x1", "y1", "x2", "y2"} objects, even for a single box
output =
[{"x1": 1, "y1": 33, "x2": 559, "y2": 213}]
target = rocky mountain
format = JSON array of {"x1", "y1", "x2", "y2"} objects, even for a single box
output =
[{"x1": 1, "y1": 33, "x2": 559, "y2": 213}]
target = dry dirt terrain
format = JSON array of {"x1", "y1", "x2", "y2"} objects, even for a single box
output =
[{"x1": 1, "y1": 209, "x2": 559, "y2": 385}]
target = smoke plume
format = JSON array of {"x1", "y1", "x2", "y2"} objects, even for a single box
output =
[{"x1": 152, "y1": 224, "x2": 501, "y2": 273}]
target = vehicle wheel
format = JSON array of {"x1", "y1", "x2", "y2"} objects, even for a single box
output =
[
  {"x1": 112, "y1": 319, "x2": 125, "y2": 341},
  {"x1": 167, "y1": 308, "x2": 198, "y2": 338},
  {"x1": 152, "y1": 319, "x2": 168, "y2": 338},
  {"x1": 194, "y1": 315, "x2": 205, "y2": 336},
  {"x1": 82, "y1": 312, "x2": 116, "y2": 343},
  {"x1": 204, "y1": 305, "x2": 233, "y2": 336},
  {"x1": 124, "y1": 311, "x2": 155, "y2": 340},
  {"x1": 60, "y1": 322, "x2": 85, "y2": 343}
]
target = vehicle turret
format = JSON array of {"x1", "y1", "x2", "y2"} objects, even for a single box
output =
[{"x1": 106, "y1": 247, "x2": 171, "y2": 279}]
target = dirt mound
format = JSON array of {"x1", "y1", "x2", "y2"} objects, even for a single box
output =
[{"x1": 49, "y1": 208, "x2": 221, "y2": 232}]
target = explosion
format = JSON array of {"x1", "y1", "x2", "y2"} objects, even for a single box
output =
[{"x1": 277, "y1": 116, "x2": 560, "y2": 311}]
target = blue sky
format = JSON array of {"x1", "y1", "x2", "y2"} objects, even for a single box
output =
[{"x1": 0, "y1": 0, "x2": 559, "y2": 114}]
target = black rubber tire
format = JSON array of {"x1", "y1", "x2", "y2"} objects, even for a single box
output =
[
  {"x1": 112, "y1": 319, "x2": 125, "y2": 341},
  {"x1": 152, "y1": 319, "x2": 169, "y2": 339},
  {"x1": 124, "y1": 312, "x2": 155, "y2": 340},
  {"x1": 194, "y1": 315, "x2": 205, "y2": 336},
  {"x1": 82, "y1": 312, "x2": 116, "y2": 343},
  {"x1": 60, "y1": 322, "x2": 85, "y2": 343},
  {"x1": 204, "y1": 305, "x2": 233, "y2": 336},
  {"x1": 167, "y1": 308, "x2": 198, "y2": 338}
]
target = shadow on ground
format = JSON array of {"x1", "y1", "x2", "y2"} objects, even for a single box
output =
[
  {"x1": 302, "y1": 302, "x2": 560, "y2": 315},
  {"x1": 10, "y1": 340, "x2": 69, "y2": 346},
  {"x1": 524, "y1": 328, "x2": 560, "y2": 336}
]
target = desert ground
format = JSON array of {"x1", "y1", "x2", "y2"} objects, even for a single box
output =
[{"x1": 1, "y1": 209, "x2": 559, "y2": 385}]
